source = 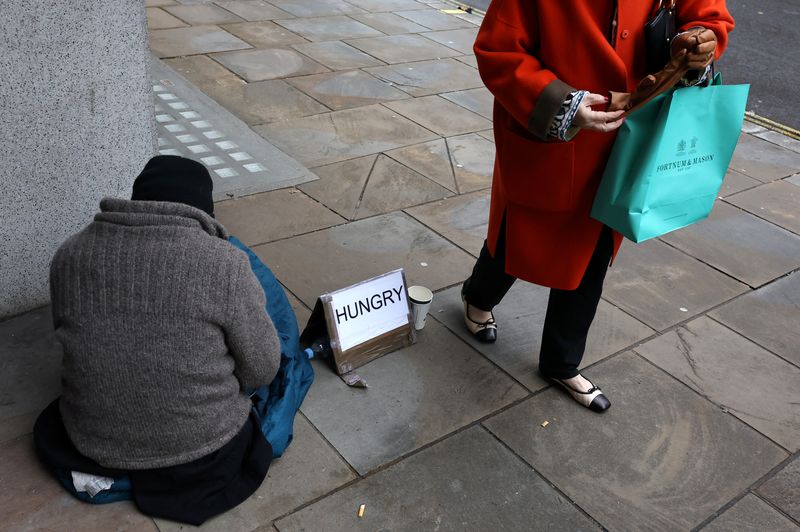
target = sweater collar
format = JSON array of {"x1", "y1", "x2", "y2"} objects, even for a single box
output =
[{"x1": 95, "y1": 197, "x2": 229, "y2": 240}]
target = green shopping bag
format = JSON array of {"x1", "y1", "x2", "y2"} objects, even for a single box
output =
[{"x1": 591, "y1": 74, "x2": 749, "y2": 242}]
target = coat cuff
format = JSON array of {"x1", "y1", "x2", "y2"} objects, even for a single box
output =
[{"x1": 527, "y1": 79, "x2": 576, "y2": 140}]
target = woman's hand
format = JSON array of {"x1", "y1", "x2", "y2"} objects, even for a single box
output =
[
  {"x1": 573, "y1": 93, "x2": 625, "y2": 133},
  {"x1": 672, "y1": 28, "x2": 717, "y2": 69}
]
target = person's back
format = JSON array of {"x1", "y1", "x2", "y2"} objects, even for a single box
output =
[{"x1": 51, "y1": 197, "x2": 279, "y2": 468}]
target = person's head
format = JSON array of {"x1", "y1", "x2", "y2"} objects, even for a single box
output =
[{"x1": 131, "y1": 155, "x2": 214, "y2": 216}]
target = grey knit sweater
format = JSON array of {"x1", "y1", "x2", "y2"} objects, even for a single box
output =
[{"x1": 49, "y1": 198, "x2": 281, "y2": 469}]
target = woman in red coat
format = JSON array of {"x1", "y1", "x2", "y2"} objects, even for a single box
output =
[{"x1": 462, "y1": 0, "x2": 734, "y2": 411}]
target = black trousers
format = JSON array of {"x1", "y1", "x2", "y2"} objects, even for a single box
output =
[{"x1": 463, "y1": 221, "x2": 614, "y2": 379}]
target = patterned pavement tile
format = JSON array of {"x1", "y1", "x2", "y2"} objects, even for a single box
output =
[
  {"x1": 384, "y1": 95, "x2": 491, "y2": 136},
  {"x1": 350, "y1": 12, "x2": 428, "y2": 34},
  {"x1": 636, "y1": 316, "x2": 800, "y2": 451},
  {"x1": 275, "y1": 15, "x2": 383, "y2": 42},
  {"x1": 346, "y1": 34, "x2": 461, "y2": 63},
  {"x1": 146, "y1": 7, "x2": 189, "y2": 29},
  {"x1": 431, "y1": 283, "x2": 655, "y2": 391},
  {"x1": 150, "y1": 25, "x2": 252, "y2": 57},
  {"x1": 254, "y1": 104, "x2": 438, "y2": 167},
  {"x1": 719, "y1": 168, "x2": 761, "y2": 197},
  {"x1": 275, "y1": 427, "x2": 599, "y2": 530},
  {"x1": 215, "y1": 0, "x2": 294, "y2": 21},
  {"x1": 726, "y1": 180, "x2": 800, "y2": 235},
  {"x1": 421, "y1": 27, "x2": 479, "y2": 54},
  {"x1": 603, "y1": 238, "x2": 748, "y2": 331},
  {"x1": 164, "y1": 4, "x2": 245, "y2": 24},
  {"x1": 221, "y1": 21, "x2": 308, "y2": 47},
  {"x1": 447, "y1": 132, "x2": 494, "y2": 192},
  {"x1": 440, "y1": 86, "x2": 493, "y2": 119},
  {"x1": 730, "y1": 133, "x2": 800, "y2": 182},
  {"x1": 291, "y1": 41, "x2": 386, "y2": 70},
  {"x1": 484, "y1": 352, "x2": 788, "y2": 532},
  {"x1": 365, "y1": 58, "x2": 482, "y2": 97},
  {"x1": 287, "y1": 70, "x2": 410, "y2": 110},
  {"x1": 212, "y1": 48, "x2": 329, "y2": 82},
  {"x1": 757, "y1": 457, "x2": 800, "y2": 522},
  {"x1": 298, "y1": 320, "x2": 528, "y2": 473},
  {"x1": 215, "y1": 188, "x2": 345, "y2": 246},
  {"x1": 300, "y1": 155, "x2": 375, "y2": 219},
  {"x1": 405, "y1": 189, "x2": 490, "y2": 256},
  {"x1": 252, "y1": 211, "x2": 475, "y2": 306},
  {"x1": 660, "y1": 201, "x2": 800, "y2": 287},
  {"x1": 710, "y1": 271, "x2": 800, "y2": 367},
  {"x1": 701, "y1": 494, "x2": 798, "y2": 532},
  {"x1": 385, "y1": 138, "x2": 457, "y2": 192},
  {"x1": 395, "y1": 8, "x2": 476, "y2": 30}
]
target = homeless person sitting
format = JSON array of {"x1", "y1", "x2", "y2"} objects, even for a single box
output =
[{"x1": 34, "y1": 155, "x2": 292, "y2": 525}]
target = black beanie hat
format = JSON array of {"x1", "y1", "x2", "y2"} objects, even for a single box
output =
[{"x1": 131, "y1": 155, "x2": 214, "y2": 216}]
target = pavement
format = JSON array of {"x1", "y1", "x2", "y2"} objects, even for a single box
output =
[{"x1": 2, "y1": 0, "x2": 800, "y2": 530}]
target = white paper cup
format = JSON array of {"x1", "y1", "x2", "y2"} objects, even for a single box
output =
[{"x1": 407, "y1": 285, "x2": 433, "y2": 330}]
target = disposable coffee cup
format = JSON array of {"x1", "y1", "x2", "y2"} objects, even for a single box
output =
[{"x1": 407, "y1": 285, "x2": 433, "y2": 331}]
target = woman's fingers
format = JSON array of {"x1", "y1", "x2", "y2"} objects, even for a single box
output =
[{"x1": 582, "y1": 92, "x2": 608, "y2": 107}]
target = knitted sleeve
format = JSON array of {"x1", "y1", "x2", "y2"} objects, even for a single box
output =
[{"x1": 225, "y1": 257, "x2": 281, "y2": 389}]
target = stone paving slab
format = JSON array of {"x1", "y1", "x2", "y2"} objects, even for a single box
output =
[
  {"x1": 702, "y1": 494, "x2": 798, "y2": 532},
  {"x1": 350, "y1": 12, "x2": 428, "y2": 34},
  {"x1": 758, "y1": 457, "x2": 800, "y2": 522},
  {"x1": 0, "y1": 307, "x2": 61, "y2": 444},
  {"x1": 275, "y1": 426, "x2": 599, "y2": 531},
  {"x1": 300, "y1": 153, "x2": 452, "y2": 219},
  {"x1": 709, "y1": 271, "x2": 800, "y2": 367},
  {"x1": 404, "y1": 189, "x2": 490, "y2": 256},
  {"x1": 254, "y1": 104, "x2": 438, "y2": 167},
  {"x1": 730, "y1": 133, "x2": 800, "y2": 182},
  {"x1": 660, "y1": 201, "x2": 800, "y2": 287},
  {"x1": 222, "y1": 21, "x2": 309, "y2": 47},
  {"x1": 720, "y1": 168, "x2": 761, "y2": 197},
  {"x1": 152, "y1": 58, "x2": 319, "y2": 198},
  {"x1": 275, "y1": 15, "x2": 382, "y2": 42},
  {"x1": 790, "y1": 173, "x2": 800, "y2": 186},
  {"x1": 150, "y1": 25, "x2": 252, "y2": 57},
  {"x1": 0, "y1": 436, "x2": 158, "y2": 532},
  {"x1": 385, "y1": 138, "x2": 458, "y2": 192},
  {"x1": 216, "y1": 0, "x2": 295, "y2": 21},
  {"x1": 455, "y1": 54, "x2": 478, "y2": 68},
  {"x1": 165, "y1": 56, "x2": 329, "y2": 124},
  {"x1": 446, "y1": 132, "x2": 495, "y2": 192},
  {"x1": 431, "y1": 283, "x2": 655, "y2": 391},
  {"x1": 421, "y1": 27, "x2": 479, "y2": 54},
  {"x1": 164, "y1": 4, "x2": 246, "y2": 24},
  {"x1": 440, "y1": 86, "x2": 493, "y2": 119},
  {"x1": 155, "y1": 415, "x2": 356, "y2": 531},
  {"x1": 345, "y1": 34, "x2": 461, "y2": 63},
  {"x1": 215, "y1": 188, "x2": 345, "y2": 246},
  {"x1": 483, "y1": 352, "x2": 788, "y2": 532},
  {"x1": 252, "y1": 211, "x2": 475, "y2": 306},
  {"x1": 604, "y1": 237, "x2": 748, "y2": 331},
  {"x1": 345, "y1": 0, "x2": 425, "y2": 12},
  {"x1": 726, "y1": 180, "x2": 800, "y2": 236},
  {"x1": 299, "y1": 320, "x2": 528, "y2": 474},
  {"x1": 291, "y1": 41, "x2": 386, "y2": 70},
  {"x1": 365, "y1": 58, "x2": 483, "y2": 97},
  {"x1": 384, "y1": 95, "x2": 492, "y2": 136},
  {"x1": 146, "y1": 7, "x2": 189, "y2": 29},
  {"x1": 636, "y1": 316, "x2": 800, "y2": 451},
  {"x1": 286, "y1": 70, "x2": 411, "y2": 110},
  {"x1": 754, "y1": 130, "x2": 800, "y2": 154},
  {"x1": 395, "y1": 8, "x2": 477, "y2": 30},
  {"x1": 212, "y1": 48, "x2": 330, "y2": 82},
  {"x1": 267, "y1": 0, "x2": 367, "y2": 17}
]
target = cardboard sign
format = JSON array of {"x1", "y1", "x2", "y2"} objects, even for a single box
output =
[{"x1": 301, "y1": 269, "x2": 415, "y2": 375}]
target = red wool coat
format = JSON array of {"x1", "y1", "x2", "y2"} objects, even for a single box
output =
[{"x1": 475, "y1": 0, "x2": 734, "y2": 289}]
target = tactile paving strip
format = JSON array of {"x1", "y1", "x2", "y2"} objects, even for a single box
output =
[{"x1": 150, "y1": 57, "x2": 318, "y2": 201}]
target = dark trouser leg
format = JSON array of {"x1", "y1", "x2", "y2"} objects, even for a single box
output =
[
  {"x1": 539, "y1": 227, "x2": 614, "y2": 379},
  {"x1": 462, "y1": 217, "x2": 516, "y2": 312}
]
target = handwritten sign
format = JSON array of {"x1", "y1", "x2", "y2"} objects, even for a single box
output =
[{"x1": 301, "y1": 269, "x2": 415, "y2": 375}]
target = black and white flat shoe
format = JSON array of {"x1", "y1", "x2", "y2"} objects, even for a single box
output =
[
  {"x1": 551, "y1": 375, "x2": 611, "y2": 413},
  {"x1": 460, "y1": 282, "x2": 497, "y2": 343}
]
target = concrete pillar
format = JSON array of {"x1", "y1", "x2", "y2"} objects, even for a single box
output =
[{"x1": 0, "y1": 1, "x2": 156, "y2": 318}]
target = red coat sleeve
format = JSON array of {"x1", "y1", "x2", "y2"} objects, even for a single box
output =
[
  {"x1": 677, "y1": 0, "x2": 735, "y2": 59},
  {"x1": 473, "y1": 0, "x2": 575, "y2": 140}
]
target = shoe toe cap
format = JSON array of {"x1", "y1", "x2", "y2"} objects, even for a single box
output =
[
  {"x1": 475, "y1": 327, "x2": 497, "y2": 343},
  {"x1": 589, "y1": 393, "x2": 611, "y2": 412}
]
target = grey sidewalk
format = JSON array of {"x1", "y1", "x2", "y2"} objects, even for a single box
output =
[{"x1": 2, "y1": 0, "x2": 800, "y2": 530}]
